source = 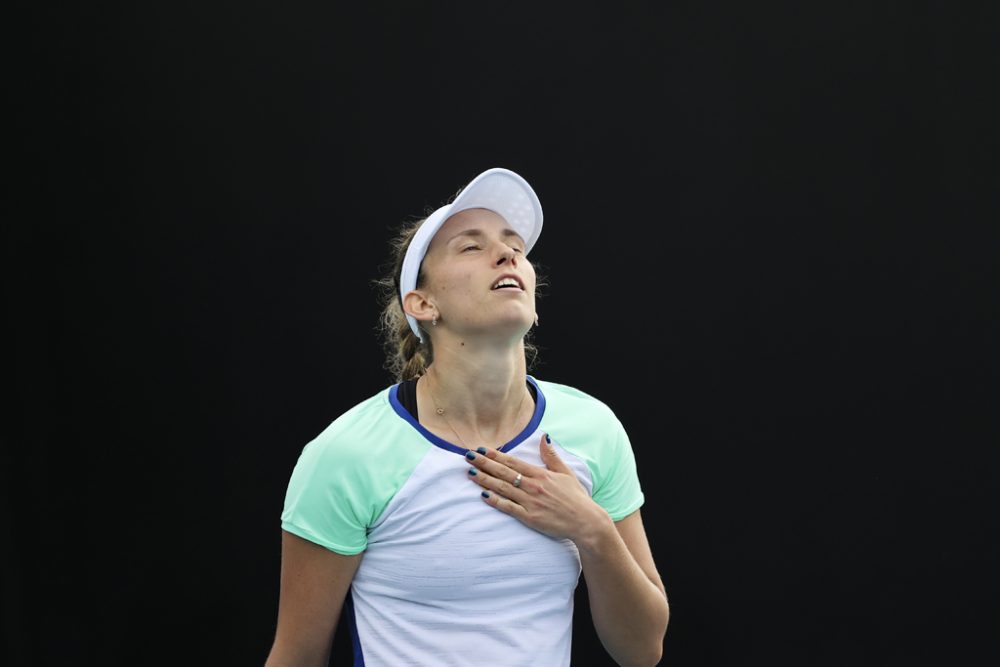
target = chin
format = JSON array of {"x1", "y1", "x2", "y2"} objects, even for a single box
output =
[{"x1": 481, "y1": 317, "x2": 533, "y2": 341}]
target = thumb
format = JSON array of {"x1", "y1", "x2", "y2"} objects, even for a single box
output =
[{"x1": 540, "y1": 433, "x2": 571, "y2": 473}]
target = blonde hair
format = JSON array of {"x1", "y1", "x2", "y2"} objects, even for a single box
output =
[{"x1": 374, "y1": 217, "x2": 544, "y2": 382}]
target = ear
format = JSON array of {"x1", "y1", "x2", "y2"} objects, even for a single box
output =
[{"x1": 402, "y1": 289, "x2": 437, "y2": 325}]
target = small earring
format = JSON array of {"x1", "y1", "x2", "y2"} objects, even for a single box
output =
[
  {"x1": 534, "y1": 314, "x2": 540, "y2": 327},
  {"x1": 432, "y1": 317, "x2": 438, "y2": 327}
]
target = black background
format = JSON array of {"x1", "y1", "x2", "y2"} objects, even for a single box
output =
[{"x1": 8, "y1": 2, "x2": 999, "y2": 665}]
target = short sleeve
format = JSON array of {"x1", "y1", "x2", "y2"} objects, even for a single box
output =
[
  {"x1": 280, "y1": 436, "x2": 371, "y2": 555},
  {"x1": 279, "y1": 390, "x2": 432, "y2": 555},
  {"x1": 591, "y1": 417, "x2": 645, "y2": 521},
  {"x1": 535, "y1": 380, "x2": 646, "y2": 522}
]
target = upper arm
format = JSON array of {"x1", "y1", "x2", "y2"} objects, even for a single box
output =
[
  {"x1": 615, "y1": 509, "x2": 666, "y2": 598},
  {"x1": 265, "y1": 530, "x2": 363, "y2": 667}
]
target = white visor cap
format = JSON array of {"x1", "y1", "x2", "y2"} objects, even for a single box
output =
[{"x1": 400, "y1": 167, "x2": 543, "y2": 342}]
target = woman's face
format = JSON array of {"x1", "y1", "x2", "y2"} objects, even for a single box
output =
[{"x1": 419, "y1": 208, "x2": 537, "y2": 343}]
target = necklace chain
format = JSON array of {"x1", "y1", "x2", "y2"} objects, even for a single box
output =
[{"x1": 423, "y1": 369, "x2": 529, "y2": 452}]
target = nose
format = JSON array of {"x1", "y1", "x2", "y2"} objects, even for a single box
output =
[{"x1": 495, "y1": 244, "x2": 518, "y2": 266}]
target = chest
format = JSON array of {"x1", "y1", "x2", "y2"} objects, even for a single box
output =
[{"x1": 354, "y1": 436, "x2": 591, "y2": 603}]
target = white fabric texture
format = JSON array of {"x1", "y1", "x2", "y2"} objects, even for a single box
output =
[{"x1": 350, "y1": 433, "x2": 588, "y2": 666}]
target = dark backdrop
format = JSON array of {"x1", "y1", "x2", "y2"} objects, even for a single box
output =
[{"x1": 8, "y1": 2, "x2": 999, "y2": 665}]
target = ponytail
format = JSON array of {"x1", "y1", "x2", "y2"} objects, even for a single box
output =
[{"x1": 375, "y1": 219, "x2": 432, "y2": 382}]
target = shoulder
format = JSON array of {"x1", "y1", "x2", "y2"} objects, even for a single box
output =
[
  {"x1": 534, "y1": 378, "x2": 644, "y2": 518},
  {"x1": 534, "y1": 377, "x2": 625, "y2": 441},
  {"x1": 311, "y1": 387, "x2": 395, "y2": 440},
  {"x1": 535, "y1": 378, "x2": 620, "y2": 422},
  {"x1": 282, "y1": 385, "x2": 428, "y2": 553},
  {"x1": 297, "y1": 385, "x2": 426, "y2": 468},
  {"x1": 285, "y1": 384, "x2": 431, "y2": 515}
]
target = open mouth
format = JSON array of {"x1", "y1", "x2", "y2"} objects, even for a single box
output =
[{"x1": 491, "y1": 277, "x2": 524, "y2": 291}]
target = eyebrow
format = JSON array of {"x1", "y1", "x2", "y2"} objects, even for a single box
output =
[{"x1": 447, "y1": 228, "x2": 525, "y2": 244}]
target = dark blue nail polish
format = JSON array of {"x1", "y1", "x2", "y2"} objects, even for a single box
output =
[
  {"x1": 481, "y1": 491, "x2": 490, "y2": 498},
  {"x1": 476, "y1": 447, "x2": 487, "y2": 455},
  {"x1": 545, "y1": 433, "x2": 551, "y2": 443},
  {"x1": 465, "y1": 451, "x2": 476, "y2": 460},
  {"x1": 468, "y1": 468, "x2": 477, "y2": 476}
]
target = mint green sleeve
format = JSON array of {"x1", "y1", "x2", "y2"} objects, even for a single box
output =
[
  {"x1": 279, "y1": 394, "x2": 431, "y2": 555},
  {"x1": 536, "y1": 380, "x2": 646, "y2": 522},
  {"x1": 280, "y1": 434, "x2": 371, "y2": 555},
  {"x1": 592, "y1": 417, "x2": 645, "y2": 522}
]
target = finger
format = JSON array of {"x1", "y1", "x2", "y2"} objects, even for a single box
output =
[
  {"x1": 468, "y1": 466, "x2": 531, "y2": 501},
  {"x1": 480, "y1": 490, "x2": 529, "y2": 519},
  {"x1": 475, "y1": 446, "x2": 546, "y2": 478},
  {"x1": 538, "y1": 433, "x2": 572, "y2": 473},
  {"x1": 465, "y1": 448, "x2": 540, "y2": 483}
]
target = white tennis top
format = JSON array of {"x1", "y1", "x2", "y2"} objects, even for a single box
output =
[{"x1": 281, "y1": 377, "x2": 644, "y2": 666}]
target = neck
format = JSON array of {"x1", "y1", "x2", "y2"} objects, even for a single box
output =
[{"x1": 420, "y1": 335, "x2": 531, "y2": 442}]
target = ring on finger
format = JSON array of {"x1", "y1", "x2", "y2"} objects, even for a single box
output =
[{"x1": 513, "y1": 472, "x2": 523, "y2": 488}]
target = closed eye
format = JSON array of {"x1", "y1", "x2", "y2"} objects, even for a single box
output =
[{"x1": 462, "y1": 245, "x2": 481, "y2": 252}]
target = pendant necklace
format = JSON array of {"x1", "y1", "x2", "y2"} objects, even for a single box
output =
[{"x1": 423, "y1": 369, "x2": 528, "y2": 453}]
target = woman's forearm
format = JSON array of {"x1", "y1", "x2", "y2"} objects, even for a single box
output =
[{"x1": 576, "y1": 518, "x2": 669, "y2": 667}]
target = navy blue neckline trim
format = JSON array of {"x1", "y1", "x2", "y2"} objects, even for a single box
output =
[{"x1": 388, "y1": 376, "x2": 546, "y2": 455}]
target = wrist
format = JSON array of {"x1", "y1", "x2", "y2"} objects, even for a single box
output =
[{"x1": 572, "y1": 505, "x2": 618, "y2": 556}]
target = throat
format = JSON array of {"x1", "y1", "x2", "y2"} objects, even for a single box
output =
[{"x1": 409, "y1": 375, "x2": 537, "y2": 449}]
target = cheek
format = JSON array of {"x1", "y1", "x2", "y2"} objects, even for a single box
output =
[
  {"x1": 524, "y1": 267, "x2": 537, "y2": 292},
  {"x1": 437, "y1": 271, "x2": 474, "y2": 296}
]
